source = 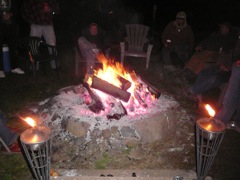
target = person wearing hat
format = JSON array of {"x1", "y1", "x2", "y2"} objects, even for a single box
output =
[
  {"x1": 185, "y1": 22, "x2": 239, "y2": 108},
  {"x1": 185, "y1": 21, "x2": 238, "y2": 76},
  {"x1": 162, "y1": 11, "x2": 195, "y2": 71}
]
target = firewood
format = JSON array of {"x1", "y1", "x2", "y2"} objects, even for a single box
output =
[
  {"x1": 82, "y1": 81, "x2": 105, "y2": 113},
  {"x1": 138, "y1": 76, "x2": 161, "y2": 99},
  {"x1": 117, "y1": 75, "x2": 131, "y2": 91},
  {"x1": 107, "y1": 101, "x2": 127, "y2": 120},
  {"x1": 91, "y1": 76, "x2": 131, "y2": 102},
  {"x1": 134, "y1": 91, "x2": 148, "y2": 108}
]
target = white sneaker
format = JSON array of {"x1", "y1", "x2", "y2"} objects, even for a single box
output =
[
  {"x1": 11, "y1": 68, "x2": 25, "y2": 74},
  {"x1": 0, "y1": 70, "x2": 5, "y2": 78}
]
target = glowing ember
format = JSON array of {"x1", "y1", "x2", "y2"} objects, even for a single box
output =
[
  {"x1": 86, "y1": 54, "x2": 157, "y2": 115},
  {"x1": 22, "y1": 117, "x2": 37, "y2": 127},
  {"x1": 204, "y1": 104, "x2": 215, "y2": 117}
]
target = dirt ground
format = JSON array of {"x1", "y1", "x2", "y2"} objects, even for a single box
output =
[{"x1": 0, "y1": 46, "x2": 240, "y2": 180}]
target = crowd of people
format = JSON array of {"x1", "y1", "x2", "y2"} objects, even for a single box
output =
[
  {"x1": 161, "y1": 11, "x2": 240, "y2": 131},
  {"x1": 1, "y1": 3, "x2": 240, "y2": 152}
]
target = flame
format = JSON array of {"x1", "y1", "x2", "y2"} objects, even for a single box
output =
[
  {"x1": 85, "y1": 54, "x2": 157, "y2": 115},
  {"x1": 91, "y1": 54, "x2": 137, "y2": 101},
  {"x1": 31, "y1": 134, "x2": 39, "y2": 143},
  {"x1": 204, "y1": 104, "x2": 215, "y2": 117},
  {"x1": 22, "y1": 117, "x2": 37, "y2": 127}
]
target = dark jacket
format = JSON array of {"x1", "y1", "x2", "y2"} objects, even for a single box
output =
[
  {"x1": 162, "y1": 21, "x2": 195, "y2": 52},
  {"x1": 22, "y1": 0, "x2": 60, "y2": 25},
  {"x1": 199, "y1": 31, "x2": 238, "y2": 52},
  {"x1": 81, "y1": 27, "x2": 108, "y2": 52}
]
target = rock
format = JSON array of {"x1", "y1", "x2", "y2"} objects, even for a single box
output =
[
  {"x1": 133, "y1": 109, "x2": 178, "y2": 144},
  {"x1": 66, "y1": 119, "x2": 91, "y2": 137}
]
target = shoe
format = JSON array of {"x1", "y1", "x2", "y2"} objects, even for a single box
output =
[
  {"x1": 0, "y1": 70, "x2": 5, "y2": 78},
  {"x1": 11, "y1": 68, "x2": 25, "y2": 74},
  {"x1": 2, "y1": 142, "x2": 21, "y2": 153}
]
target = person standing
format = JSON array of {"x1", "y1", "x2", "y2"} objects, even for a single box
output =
[
  {"x1": 0, "y1": 0, "x2": 25, "y2": 78},
  {"x1": 22, "y1": 0, "x2": 60, "y2": 69},
  {"x1": 162, "y1": 11, "x2": 195, "y2": 70}
]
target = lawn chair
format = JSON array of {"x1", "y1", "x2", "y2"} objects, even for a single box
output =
[
  {"x1": 20, "y1": 36, "x2": 59, "y2": 82},
  {"x1": 120, "y1": 24, "x2": 153, "y2": 69}
]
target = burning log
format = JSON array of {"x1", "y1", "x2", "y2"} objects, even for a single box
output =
[
  {"x1": 107, "y1": 101, "x2": 128, "y2": 120},
  {"x1": 134, "y1": 91, "x2": 148, "y2": 108},
  {"x1": 82, "y1": 81, "x2": 105, "y2": 113},
  {"x1": 130, "y1": 72, "x2": 161, "y2": 99},
  {"x1": 138, "y1": 76, "x2": 161, "y2": 99},
  {"x1": 117, "y1": 75, "x2": 131, "y2": 91},
  {"x1": 91, "y1": 76, "x2": 131, "y2": 102}
]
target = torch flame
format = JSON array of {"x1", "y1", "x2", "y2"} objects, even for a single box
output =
[
  {"x1": 204, "y1": 104, "x2": 215, "y2": 117},
  {"x1": 22, "y1": 117, "x2": 37, "y2": 127}
]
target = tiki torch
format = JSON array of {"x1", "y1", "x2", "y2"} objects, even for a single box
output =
[
  {"x1": 20, "y1": 117, "x2": 52, "y2": 180},
  {"x1": 195, "y1": 104, "x2": 226, "y2": 180}
]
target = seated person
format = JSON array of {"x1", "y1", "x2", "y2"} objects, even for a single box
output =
[
  {"x1": 189, "y1": 63, "x2": 231, "y2": 104},
  {"x1": 161, "y1": 11, "x2": 195, "y2": 70},
  {"x1": 185, "y1": 22, "x2": 238, "y2": 76},
  {"x1": 214, "y1": 60, "x2": 240, "y2": 130},
  {"x1": 0, "y1": 110, "x2": 20, "y2": 152},
  {"x1": 78, "y1": 23, "x2": 109, "y2": 75}
]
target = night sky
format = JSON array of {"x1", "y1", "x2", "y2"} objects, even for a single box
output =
[{"x1": 16, "y1": 0, "x2": 240, "y2": 43}]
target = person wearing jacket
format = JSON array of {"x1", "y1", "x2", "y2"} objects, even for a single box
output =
[{"x1": 162, "y1": 11, "x2": 195, "y2": 71}]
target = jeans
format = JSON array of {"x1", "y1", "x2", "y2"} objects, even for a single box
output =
[
  {"x1": 0, "y1": 111, "x2": 18, "y2": 146},
  {"x1": 78, "y1": 37, "x2": 97, "y2": 74},
  {"x1": 215, "y1": 63, "x2": 240, "y2": 125},
  {"x1": 190, "y1": 66, "x2": 230, "y2": 94},
  {"x1": 30, "y1": 24, "x2": 57, "y2": 69},
  {"x1": 162, "y1": 44, "x2": 189, "y2": 66}
]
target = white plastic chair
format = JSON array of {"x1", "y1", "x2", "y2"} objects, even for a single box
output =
[{"x1": 120, "y1": 24, "x2": 153, "y2": 69}]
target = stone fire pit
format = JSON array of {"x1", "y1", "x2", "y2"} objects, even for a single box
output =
[{"x1": 21, "y1": 82, "x2": 194, "y2": 170}]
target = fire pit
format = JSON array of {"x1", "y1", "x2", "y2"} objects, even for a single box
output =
[
  {"x1": 20, "y1": 54, "x2": 188, "y2": 170},
  {"x1": 26, "y1": 55, "x2": 179, "y2": 143}
]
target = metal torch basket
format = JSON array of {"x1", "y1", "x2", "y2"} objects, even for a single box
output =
[
  {"x1": 196, "y1": 118, "x2": 226, "y2": 180},
  {"x1": 20, "y1": 126, "x2": 52, "y2": 180}
]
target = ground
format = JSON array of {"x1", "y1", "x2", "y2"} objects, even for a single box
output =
[{"x1": 0, "y1": 45, "x2": 240, "y2": 180}]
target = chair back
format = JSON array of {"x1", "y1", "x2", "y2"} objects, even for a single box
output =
[
  {"x1": 125, "y1": 24, "x2": 149, "y2": 51},
  {"x1": 28, "y1": 37, "x2": 43, "y2": 59}
]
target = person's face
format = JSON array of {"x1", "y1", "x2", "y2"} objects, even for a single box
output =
[
  {"x1": 176, "y1": 18, "x2": 185, "y2": 26},
  {"x1": 89, "y1": 25, "x2": 98, "y2": 36},
  {"x1": 219, "y1": 25, "x2": 229, "y2": 35}
]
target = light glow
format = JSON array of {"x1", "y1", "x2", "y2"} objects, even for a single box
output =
[
  {"x1": 22, "y1": 117, "x2": 37, "y2": 127},
  {"x1": 204, "y1": 104, "x2": 216, "y2": 117}
]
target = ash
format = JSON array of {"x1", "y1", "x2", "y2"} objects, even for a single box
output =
[{"x1": 28, "y1": 83, "x2": 178, "y2": 143}]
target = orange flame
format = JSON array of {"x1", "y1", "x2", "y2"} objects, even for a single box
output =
[
  {"x1": 204, "y1": 104, "x2": 215, "y2": 117},
  {"x1": 90, "y1": 54, "x2": 137, "y2": 100},
  {"x1": 22, "y1": 117, "x2": 37, "y2": 127}
]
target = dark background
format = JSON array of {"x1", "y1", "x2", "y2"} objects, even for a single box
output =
[{"x1": 14, "y1": 0, "x2": 240, "y2": 45}]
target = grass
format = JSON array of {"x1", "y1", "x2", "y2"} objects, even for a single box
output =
[
  {"x1": 0, "y1": 47, "x2": 78, "y2": 178},
  {"x1": 94, "y1": 153, "x2": 110, "y2": 169},
  {"x1": 0, "y1": 153, "x2": 31, "y2": 180}
]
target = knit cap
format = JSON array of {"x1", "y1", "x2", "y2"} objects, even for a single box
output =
[{"x1": 176, "y1": 11, "x2": 186, "y2": 19}]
